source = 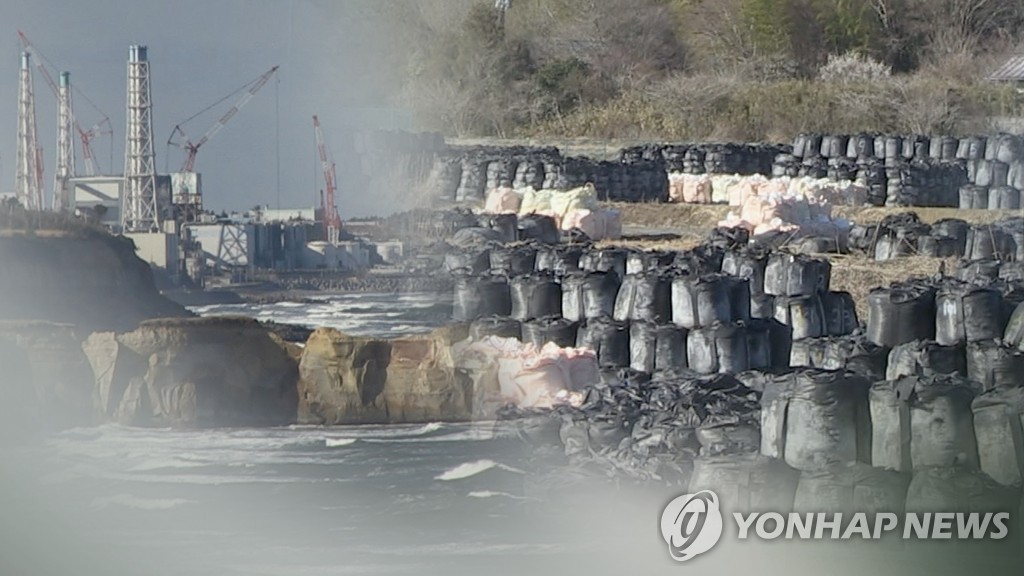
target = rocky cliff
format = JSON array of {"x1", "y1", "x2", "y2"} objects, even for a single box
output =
[
  {"x1": 0, "y1": 322, "x2": 94, "y2": 440},
  {"x1": 298, "y1": 325, "x2": 472, "y2": 425},
  {"x1": 82, "y1": 317, "x2": 299, "y2": 428},
  {"x1": 0, "y1": 229, "x2": 189, "y2": 333}
]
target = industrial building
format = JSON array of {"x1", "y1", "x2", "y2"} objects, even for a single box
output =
[
  {"x1": 11, "y1": 36, "x2": 405, "y2": 288},
  {"x1": 70, "y1": 173, "x2": 175, "y2": 228},
  {"x1": 184, "y1": 220, "x2": 316, "y2": 271}
]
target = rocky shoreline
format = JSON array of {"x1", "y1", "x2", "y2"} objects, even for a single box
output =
[{"x1": 0, "y1": 225, "x2": 484, "y2": 431}]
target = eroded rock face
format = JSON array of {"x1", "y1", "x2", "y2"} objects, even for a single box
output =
[
  {"x1": 384, "y1": 325, "x2": 472, "y2": 423},
  {"x1": 298, "y1": 325, "x2": 471, "y2": 425},
  {"x1": 81, "y1": 317, "x2": 298, "y2": 428},
  {"x1": 0, "y1": 322, "x2": 94, "y2": 436},
  {"x1": 297, "y1": 330, "x2": 392, "y2": 424}
]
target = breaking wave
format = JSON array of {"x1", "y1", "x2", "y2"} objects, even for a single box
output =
[
  {"x1": 324, "y1": 438, "x2": 358, "y2": 447},
  {"x1": 436, "y1": 460, "x2": 526, "y2": 481}
]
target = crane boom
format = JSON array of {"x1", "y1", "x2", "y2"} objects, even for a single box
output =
[
  {"x1": 313, "y1": 115, "x2": 340, "y2": 243},
  {"x1": 18, "y1": 30, "x2": 110, "y2": 176},
  {"x1": 168, "y1": 65, "x2": 279, "y2": 173}
]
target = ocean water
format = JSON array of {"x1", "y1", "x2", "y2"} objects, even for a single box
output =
[
  {"x1": 8, "y1": 422, "x2": 1018, "y2": 576},
  {"x1": 7, "y1": 421, "x2": 603, "y2": 576},
  {"x1": 188, "y1": 293, "x2": 453, "y2": 337},
  {"x1": 3, "y1": 297, "x2": 1021, "y2": 576}
]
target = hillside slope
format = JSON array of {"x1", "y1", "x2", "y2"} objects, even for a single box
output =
[{"x1": 0, "y1": 229, "x2": 190, "y2": 333}]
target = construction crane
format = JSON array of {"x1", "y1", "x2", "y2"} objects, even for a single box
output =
[
  {"x1": 166, "y1": 65, "x2": 279, "y2": 174},
  {"x1": 313, "y1": 115, "x2": 341, "y2": 244},
  {"x1": 18, "y1": 30, "x2": 112, "y2": 177}
]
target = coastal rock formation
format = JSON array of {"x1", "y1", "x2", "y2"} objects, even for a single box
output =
[
  {"x1": 0, "y1": 322, "x2": 95, "y2": 436},
  {"x1": 298, "y1": 325, "x2": 472, "y2": 425},
  {"x1": 297, "y1": 331, "x2": 392, "y2": 424},
  {"x1": 82, "y1": 317, "x2": 298, "y2": 428},
  {"x1": 385, "y1": 325, "x2": 471, "y2": 423},
  {"x1": 0, "y1": 229, "x2": 189, "y2": 333}
]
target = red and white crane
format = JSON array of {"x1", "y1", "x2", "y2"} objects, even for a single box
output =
[
  {"x1": 313, "y1": 115, "x2": 341, "y2": 244},
  {"x1": 18, "y1": 30, "x2": 112, "y2": 177},
  {"x1": 166, "y1": 65, "x2": 279, "y2": 174}
]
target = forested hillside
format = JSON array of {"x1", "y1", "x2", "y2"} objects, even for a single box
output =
[{"x1": 375, "y1": 0, "x2": 1024, "y2": 140}]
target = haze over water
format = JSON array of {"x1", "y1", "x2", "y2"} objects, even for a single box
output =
[{"x1": 2, "y1": 297, "x2": 1018, "y2": 576}]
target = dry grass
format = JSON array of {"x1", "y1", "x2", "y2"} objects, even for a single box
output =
[
  {"x1": 825, "y1": 255, "x2": 953, "y2": 319},
  {"x1": 449, "y1": 137, "x2": 642, "y2": 161},
  {"x1": 834, "y1": 206, "x2": 1022, "y2": 226},
  {"x1": 595, "y1": 235, "x2": 703, "y2": 252},
  {"x1": 610, "y1": 201, "x2": 1021, "y2": 234},
  {"x1": 606, "y1": 201, "x2": 730, "y2": 230}
]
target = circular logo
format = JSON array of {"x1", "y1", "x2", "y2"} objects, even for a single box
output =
[{"x1": 660, "y1": 490, "x2": 723, "y2": 562}]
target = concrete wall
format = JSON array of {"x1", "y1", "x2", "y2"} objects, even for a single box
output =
[
  {"x1": 125, "y1": 231, "x2": 179, "y2": 271},
  {"x1": 373, "y1": 241, "x2": 404, "y2": 264},
  {"x1": 336, "y1": 242, "x2": 371, "y2": 270},
  {"x1": 301, "y1": 242, "x2": 371, "y2": 271}
]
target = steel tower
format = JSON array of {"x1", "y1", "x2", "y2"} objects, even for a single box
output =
[
  {"x1": 122, "y1": 45, "x2": 159, "y2": 232},
  {"x1": 54, "y1": 71, "x2": 75, "y2": 212},
  {"x1": 15, "y1": 51, "x2": 42, "y2": 211}
]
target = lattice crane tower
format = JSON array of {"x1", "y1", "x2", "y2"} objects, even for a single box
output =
[
  {"x1": 122, "y1": 45, "x2": 159, "y2": 232},
  {"x1": 15, "y1": 51, "x2": 42, "y2": 211},
  {"x1": 54, "y1": 71, "x2": 75, "y2": 212}
]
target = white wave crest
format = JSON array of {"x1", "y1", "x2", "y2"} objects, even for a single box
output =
[
  {"x1": 91, "y1": 494, "x2": 194, "y2": 510},
  {"x1": 413, "y1": 422, "x2": 444, "y2": 435},
  {"x1": 324, "y1": 438, "x2": 357, "y2": 448},
  {"x1": 467, "y1": 491, "x2": 529, "y2": 500},
  {"x1": 436, "y1": 460, "x2": 526, "y2": 481},
  {"x1": 128, "y1": 459, "x2": 208, "y2": 472}
]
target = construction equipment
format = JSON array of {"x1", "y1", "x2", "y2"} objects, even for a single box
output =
[
  {"x1": 167, "y1": 65, "x2": 279, "y2": 174},
  {"x1": 313, "y1": 115, "x2": 341, "y2": 244},
  {"x1": 18, "y1": 30, "x2": 112, "y2": 177}
]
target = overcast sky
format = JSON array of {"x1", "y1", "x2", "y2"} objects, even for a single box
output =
[{"x1": 0, "y1": 0, "x2": 411, "y2": 216}]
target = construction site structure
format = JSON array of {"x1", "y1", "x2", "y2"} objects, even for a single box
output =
[
  {"x1": 122, "y1": 45, "x2": 160, "y2": 232},
  {"x1": 168, "y1": 65, "x2": 279, "y2": 173},
  {"x1": 313, "y1": 115, "x2": 341, "y2": 244},
  {"x1": 54, "y1": 71, "x2": 75, "y2": 212},
  {"x1": 15, "y1": 51, "x2": 43, "y2": 211},
  {"x1": 18, "y1": 30, "x2": 112, "y2": 178},
  {"x1": 166, "y1": 65, "x2": 279, "y2": 223}
]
